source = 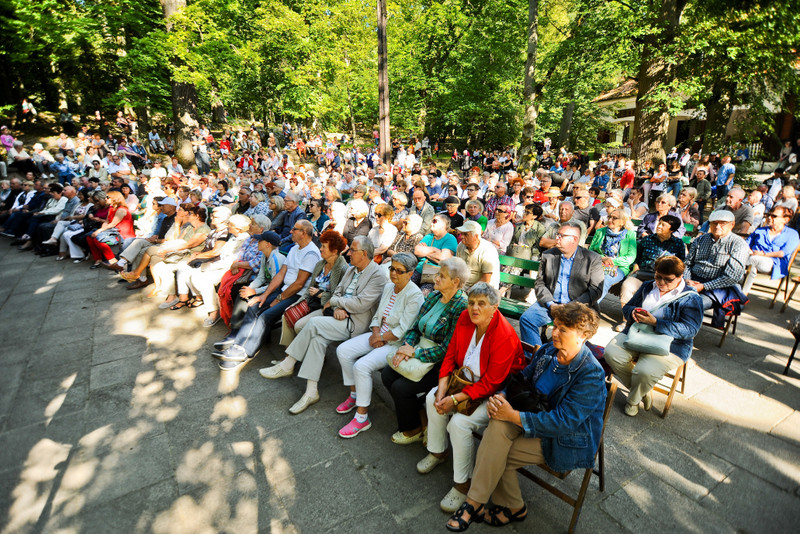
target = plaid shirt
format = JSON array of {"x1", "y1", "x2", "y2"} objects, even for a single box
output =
[
  {"x1": 685, "y1": 232, "x2": 749, "y2": 291},
  {"x1": 485, "y1": 194, "x2": 516, "y2": 220},
  {"x1": 402, "y1": 289, "x2": 467, "y2": 363},
  {"x1": 236, "y1": 237, "x2": 262, "y2": 272},
  {"x1": 635, "y1": 234, "x2": 686, "y2": 272}
]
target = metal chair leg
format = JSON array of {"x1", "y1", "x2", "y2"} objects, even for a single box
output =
[{"x1": 784, "y1": 337, "x2": 800, "y2": 376}]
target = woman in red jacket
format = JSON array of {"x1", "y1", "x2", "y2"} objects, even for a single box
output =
[{"x1": 416, "y1": 282, "x2": 526, "y2": 514}]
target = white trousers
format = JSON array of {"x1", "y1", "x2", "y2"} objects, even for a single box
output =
[
  {"x1": 425, "y1": 387, "x2": 490, "y2": 484},
  {"x1": 186, "y1": 267, "x2": 227, "y2": 313},
  {"x1": 279, "y1": 309, "x2": 322, "y2": 346},
  {"x1": 62, "y1": 228, "x2": 85, "y2": 258},
  {"x1": 336, "y1": 333, "x2": 395, "y2": 407},
  {"x1": 51, "y1": 220, "x2": 71, "y2": 241},
  {"x1": 743, "y1": 255, "x2": 775, "y2": 294},
  {"x1": 151, "y1": 260, "x2": 182, "y2": 296}
]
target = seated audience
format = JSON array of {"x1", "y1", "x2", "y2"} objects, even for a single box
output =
[{"x1": 588, "y1": 208, "x2": 637, "y2": 302}]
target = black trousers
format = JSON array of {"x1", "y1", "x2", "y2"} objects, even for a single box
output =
[{"x1": 381, "y1": 363, "x2": 441, "y2": 432}]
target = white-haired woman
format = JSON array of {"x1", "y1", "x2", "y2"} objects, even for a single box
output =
[
  {"x1": 342, "y1": 198, "x2": 372, "y2": 247},
  {"x1": 418, "y1": 283, "x2": 526, "y2": 513},
  {"x1": 335, "y1": 252, "x2": 424, "y2": 438}
]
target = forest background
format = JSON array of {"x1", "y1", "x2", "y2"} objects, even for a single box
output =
[{"x1": 0, "y1": 0, "x2": 798, "y2": 167}]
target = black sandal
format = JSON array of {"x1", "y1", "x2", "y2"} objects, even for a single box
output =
[
  {"x1": 485, "y1": 504, "x2": 527, "y2": 527},
  {"x1": 188, "y1": 298, "x2": 204, "y2": 309},
  {"x1": 446, "y1": 501, "x2": 484, "y2": 532},
  {"x1": 170, "y1": 300, "x2": 190, "y2": 310}
]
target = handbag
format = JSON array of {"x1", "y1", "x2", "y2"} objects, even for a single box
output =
[
  {"x1": 623, "y1": 322, "x2": 673, "y2": 356},
  {"x1": 504, "y1": 371, "x2": 551, "y2": 413},
  {"x1": 507, "y1": 243, "x2": 533, "y2": 260},
  {"x1": 284, "y1": 300, "x2": 311, "y2": 329},
  {"x1": 445, "y1": 366, "x2": 481, "y2": 416},
  {"x1": 386, "y1": 337, "x2": 437, "y2": 382},
  {"x1": 420, "y1": 263, "x2": 440, "y2": 284},
  {"x1": 94, "y1": 228, "x2": 122, "y2": 246}
]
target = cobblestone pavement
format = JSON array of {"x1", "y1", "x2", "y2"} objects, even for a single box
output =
[{"x1": 0, "y1": 244, "x2": 798, "y2": 533}]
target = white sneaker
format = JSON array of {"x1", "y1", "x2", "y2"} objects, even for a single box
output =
[
  {"x1": 289, "y1": 393, "x2": 319, "y2": 415},
  {"x1": 42, "y1": 238, "x2": 57, "y2": 246}
]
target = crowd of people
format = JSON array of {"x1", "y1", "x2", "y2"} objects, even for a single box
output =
[{"x1": 2, "y1": 120, "x2": 800, "y2": 531}]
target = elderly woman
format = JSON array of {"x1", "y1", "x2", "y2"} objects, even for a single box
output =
[
  {"x1": 677, "y1": 187, "x2": 700, "y2": 227},
  {"x1": 419, "y1": 283, "x2": 526, "y2": 514},
  {"x1": 267, "y1": 195, "x2": 288, "y2": 236},
  {"x1": 279, "y1": 229, "x2": 349, "y2": 346},
  {"x1": 510, "y1": 203, "x2": 545, "y2": 251},
  {"x1": 482, "y1": 204, "x2": 514, "y2": 254},
  {"x1": 54, "y1": 188, "x2": 93, "y2": 261},
  {"x1": 384, "y1": 213, "x2": 424, "y2": 262},
  {"x1": 334, "y1": 252, "x2": 424, "y2": 438},
  {"x1": 464, "y1": 199, "x2": 488, "y2": 232},
  {"x1": 245, "y1": 190, "x2": 270, "y2": 218},
  {"x1": 381, "y1": 257, "x2": 470, "y2": 445},
  {"x1": 605, "y1": 256, "x2": 703, "y2": 416},
  {"x1": 390, "y1": 191, "x2": 410, "y2": 227},
  {"x1": 154, "y1": 206, "x2": 228, "y2": 309},
  {"x1": 588, "y1": 208, "x2": 637, "y2": 302},
  {"x1": 619, "y1": 214, "x2": 686, "y2": 309},
  {"x1": 637, "y1": 193, "x2": 685, "y2": 239},
  {"x1": 342, "y1": 198, "x2": 372, "y2": 246},
  {"x1": 86, "y1": 190, "x2": 135, "y2": 270},
  {"x1": 66, "y1": 191, "x2": 108, "y2": 262},
  {"x1": 367, "y1": 203, "x2": 398, "y2": 260},
  {"x1": 260, "y1": 236, "x2": 387, "y2": 415},
  {"x1": 173, "y1": 213, "x2": 251, "y2": 326},
  {"x1": 446, "y1": 302, "x2": 607, "y2": 531}
]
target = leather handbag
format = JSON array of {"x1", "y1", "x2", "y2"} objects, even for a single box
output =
[
  {"x1": 504, "y1": 372, "x2": 550, "y2": 413},
  {"x1": 420, "y1": 263, "x2": 440, "y2": 284},
  {"x1": 445, "y1": 366, "x2": 481, "y2": 416}
]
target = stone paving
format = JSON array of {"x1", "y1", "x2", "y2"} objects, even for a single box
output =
[{"x1": 0, "y1": 244, "x2": 799, "y2": 534}]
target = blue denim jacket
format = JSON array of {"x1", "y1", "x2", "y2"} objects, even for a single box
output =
[
  {"x1": 519, "y1": 343, "x2": 606, "y2": 472},
  {"x1": 622, "y1": 282, "x2": 703, "y2": 362}
]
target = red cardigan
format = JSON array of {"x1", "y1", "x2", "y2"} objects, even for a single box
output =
[{"x1": 440, "y1": 310, "x2": 526, "y2": 401}]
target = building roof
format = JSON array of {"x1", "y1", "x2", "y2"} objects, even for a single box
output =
[{"x1": 593, "y1": 78, "x2": 638, "y2": 103}]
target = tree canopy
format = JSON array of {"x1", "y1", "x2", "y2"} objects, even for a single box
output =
[{"x1": 0, "y1": 0, "x2": 797, "y2": 156}]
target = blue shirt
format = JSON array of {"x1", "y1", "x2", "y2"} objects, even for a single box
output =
[
  {"x1": 552, "y1": 253, "x2": 575, "y2": 305},
  {"x1": 416, "y1": 233, "x2": 458, "y2": 272},
  {"x1": 748, "y1": 226, "x2": 800, "y2": 279},
  {"x1": 592, "y1": 174, "x2": 610, "y2": 192},
  {"x1": 716, "y1": 163, "x2": 736, "y2": 186}
]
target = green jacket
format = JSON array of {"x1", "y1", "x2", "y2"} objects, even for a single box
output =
[
  {"x1": 588, "y1": 227, "x2": 637, "y2": 275},
  {"x1": 402, "y1": 289, "x2": 467, "y2": 363}
]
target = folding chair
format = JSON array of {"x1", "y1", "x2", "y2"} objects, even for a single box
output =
[
  {"x1": 507, "y1": 341, "x2": 618, "y2": 533},
  {"x1": 650, "y1": 361, "x2": 687, "y2": 418},
  {"x1": 702, "y1": 266, "x2": 750, "y2": 347}
]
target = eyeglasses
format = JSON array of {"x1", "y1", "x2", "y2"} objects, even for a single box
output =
[
  {"x1": 574, "y1": 195, "x2": 588, "y2": 200},
  {"x1": 496, "y1": 209, "x2": 508, "y2": 214},
  {"x1": 525, "y1": 195, "x2": 534, "y2": 199},
  {"x1": 654, "y1": 275, "x2": 678, "y2": 283},
  {"x1": 556, "y1": 233, "x2": 578, "y2": 240},
  {"x1": 766, "y1": 213, "x2": 784, "y2": 218},
  {"x1": 388, "y1": 266, "x2": 408, "y2": 274}
]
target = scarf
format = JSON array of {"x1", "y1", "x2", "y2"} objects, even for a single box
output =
[{"x1": 601, "y1": 228, "x2": 626, "y2": 257}]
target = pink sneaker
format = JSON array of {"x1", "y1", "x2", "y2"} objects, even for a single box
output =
[
  {"x1": 338, "y1": 417, "x2": 372, "y2": 439},
  {"x1": 335, "y1": 396, "x2": 357, "y2": 414}
]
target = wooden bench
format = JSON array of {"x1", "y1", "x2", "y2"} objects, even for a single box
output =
[{"x1": 498, "y1": 255, "x2": 540, "y2": 320}]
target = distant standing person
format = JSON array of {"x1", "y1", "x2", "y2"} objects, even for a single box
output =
[{"x1": 21, "y1": 99, "x2": 37, "y2": 123}]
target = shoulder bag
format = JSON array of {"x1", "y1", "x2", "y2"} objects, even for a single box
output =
[
  {"x1": 386, "y1": 337, "x2": 437, "y2": 382},
  {"x1": 622, "y1": 291, "x2": 695, "y2": 356}
]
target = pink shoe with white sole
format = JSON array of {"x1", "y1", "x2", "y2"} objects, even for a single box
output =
[
  {"x1": 335, "y1": 396, "x2": 357, "y2": 414},
  {"x1": 338, "y1": 417, "x2": 372, "y2": 438}
]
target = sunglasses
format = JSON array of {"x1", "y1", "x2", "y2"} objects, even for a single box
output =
[{"x1": 388, "y1": 266, "x2": 408, "y2": 274}]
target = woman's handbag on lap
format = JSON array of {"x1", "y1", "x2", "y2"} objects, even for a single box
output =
[
  {"x1": 386, "y1": 337, "x2": 437, "y2": 382},
  {"x1": 622, "y1": 323, "x2": 673, "y2": 356},
  {"x1": 445, "y1": 366, "x2": 481, "y2": 416}
]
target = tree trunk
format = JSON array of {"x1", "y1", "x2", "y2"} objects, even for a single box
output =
[
  {"x1": 161, "y1": 0, "x2": 198, "y2": 167},
  {"x1": 702, "y1": 80, "x2": 735, "y2": 155},
  {"x1": 134, "y1": 105, "x2": 149, "y2": 134},
  {"x1": 631, "y1": 0, "x2": 687, "y2": 166},
  {"x1": 517, "y1": 0, "x2": 539, "y2": 172},
  {"x1": 343, "y1": 52, "x2": 358, "y2": 144},
  {"x1": 377, "y1": 0, "x2": 391, "y2": 164},
  {"x1": 558, "y1": 101, "x2": 575, "y2": 150},
  {"x1": 211, "y1": 90, "x2": 226, "y2": 124}
]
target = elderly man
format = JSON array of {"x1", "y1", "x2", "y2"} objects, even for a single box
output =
[
  {"x1": 723, "y1": 187, "x2": 754, "y2": 236},
  {"x1": 409, "y1": 188, "x2": 435, "y2": 235},
  {"x1": 539, "y1": 201, "x2": 586, "y2": 249},
  {"x1": 259, "y1": 235, "x2": 387, "y2": 414},
  {"x1": 7, "y1": 141, "x2": 38, "y2": 176},
  {"x1": 484, "y1": 181, "x2": 515, "y2": 220},
  {"x1": 519, "y1": 221, "x2": 604, "y2": 347},
  {"x1": 235, "y1": 187, "x2": 251, "y2": 215},
  {"x1": 214, "y1": 219, "x2": 321, "y2": 369},
  {"x1": 426, "y1": 173, "x2": 444, "y2": 201},
  {"x1": 279, "y1": 192, "x2": 307, "y2": 253},
  {"x1": 31, "y1": 185, "x2": 78, "y2": 254},
  {"x1": 0, "y1": 177, "x2": 24, "y2": 224},
  {"x1": 742, "y1": 205, "x2": 800, "y2": 293},
  {"x1": 685, "y1": 210, "x2": 749, "y2": 311},
  {"x1": 570, "y1": 187, "x2": 600, "y2": 235},
  {"x1": 107, "y1": 153, "x2": 132, "y2": 182},
  {"x1": 1, "y1": 179, "x2": 48, "y2": 238},
  {"x1": 745, "y1": 189, "x2": 766, "y2": 229},
  {"x1": 455, "y1": 220, "x2": 499, "y2": 289}
]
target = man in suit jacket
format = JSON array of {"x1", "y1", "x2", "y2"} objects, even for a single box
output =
[
  {"x1": 260, "y1": 235, "x2": 388, "y2": 415},
  {"x1": 519, "y1": 221, "x2": 604, "y2": 347}
]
